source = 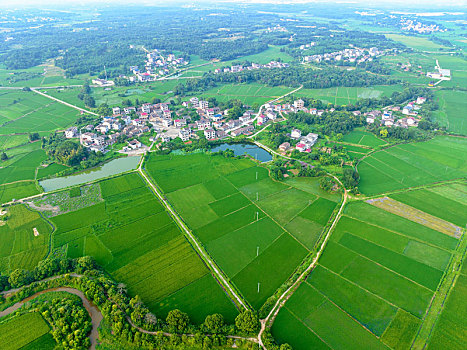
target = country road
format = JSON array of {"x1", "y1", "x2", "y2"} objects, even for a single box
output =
[
  {"x1": 249, "y1": 139, "x2": 348, "y2": 349},
  {"x1": 31, "y1": 88, "x2": 99, "y2": 116}
]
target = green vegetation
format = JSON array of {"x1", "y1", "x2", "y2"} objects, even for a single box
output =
[
  {"x1": 273, "y1": 184, "x2": 465, "y2": 350},
  {"x1": 146, "y1": 152, "x2": 340, "y2": 309},
  {"x1": 433, "y1": 90, "x2": 467, "y2": 136},
  {"x1": 357, "y1": 136, "x2": 467, "y2": 195},
  {"x1": 48, "y1": 173, "x2": 237, "y2": 323},
  {"x1": 0, "y1": 205, "x2": 52, "y2": 273},
  {"x1": 0, "y1": 312, "x2": 53, "y2": 350},
  {"x1": 385, "y1": 34, "x2": 448, "y2": 51}
]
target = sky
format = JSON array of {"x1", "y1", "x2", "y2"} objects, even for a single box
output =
[{"x1": 0, "y1": 0, "x2": 465, "y2": 8}]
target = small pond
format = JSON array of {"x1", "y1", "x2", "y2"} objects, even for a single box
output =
[
  {"x1": 40, "y1": 156, "x2": 141, "y2": 192},
  {"x1": 210, "y1": 143, "x2": 272, "y2": 162}
]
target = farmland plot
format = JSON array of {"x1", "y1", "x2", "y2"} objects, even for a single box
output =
[
  {"x1": 273, "y1": 186, "x2": 465, "y2": 350},
  {"x1": 146, "y1": 152, "x2": 340, "y2": 309},
  {"x1": 0, "y1": 312, "x2": 54, "y2": 350},
  {"x1": 357, "y1": 136, "x2": 467, "y2": 195},
  {"x1": 0, "y1": 205, "x2": 52, "y2": 273},
  {"x1": 48, "y1": 173, "x2": 238, "y2": 323}
]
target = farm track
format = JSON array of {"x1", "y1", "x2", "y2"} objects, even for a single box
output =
[
  {"x1": 31, "y1": 88, "x2": 99, "y2": 116},
  {"x1": 137, "y1": 163, "x2": 249, "y2": 312},
  {"x1": 248, "y1": 139, "x2": 348, "y2": 349}
]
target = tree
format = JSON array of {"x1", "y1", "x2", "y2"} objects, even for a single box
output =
[
  {"x1": 1, "y1": 152, "x2": 8, "y2": 161},
  {"x1": 29, "y1": 132, "x2": 40, "y2": 142},
  {"x1": 280, "y1": 344, "x2": 293, "y2": 350},
  {"x1": 166, "y1": 309, "x2": 189, "y2": 333},
  {"x1": 342, "y1": 168, "x2": 359, "y2": 188},
  {"x1": 8, "y1": 268, "x2": 32, "y2": 288},
  {"x1": 319, "y1": 177, "x2": 335, "y2": 192},
  {"x1": 84, "y1": 95, "x2": 96, "y2": 108},
  {"x1": 227, "y1": 106, "x2": 243, "y2": 120},
  {"x1": 235, "y1": 310, "x2": 259, "y2": 333},
  {"x1": 204, "y1": 313, "x2": 224, "y2": 334},
  {"x1": 380, "y1": 128, "x2": 388, "y2": 138}
]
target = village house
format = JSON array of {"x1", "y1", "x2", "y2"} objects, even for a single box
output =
[
  {"x1": 294, "y1": 99, "x2": 305, "y2": 109},
  {"x1": 291, "y1": 129, "x2": 302, "y2": 139},
  {"x1": 279, "y1": 142, "x2": 290, "y2": 152},
  {"x1": 204, "y1": 128, "x2": 216, "y2": 140},
  {"x1": 162, "y1": 118, "x2": 173, "y2": 128},
  {"x1": 179, "y1": 128, "x2": 191, "y2": 142},
  {"x1": 174, "y1": 119, "x2": 187, "y2": 128},
  {"x1": 65, "y1": 126, "x2": 78, "y2": 138},
  {"x1": 124, "y1": 107, "x2": 136, "y2": 115},
  {"x1": 112, "y1": 107, "x2": 121, "y2": 115},
  {"x1": 128, "y1": 139, "x2": 142, "y2": 149},
  {"x1": 196, "y1": 119, "x2": 211, "y2": 130},
  {"x1": 239, "y1": 115, "x2": 251, "y2": 123},
  {"x1": 257, "y1": 114, "x2": 268, "y2": 126}
]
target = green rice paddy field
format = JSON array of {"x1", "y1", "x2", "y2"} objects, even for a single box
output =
[
  {"x1": 384, "y1": 34, "x2": 448, "y2": 51},
  {"x1": 357, "y1": 136, "x2": 467, "y2": 195},
  {"x1": 427, "y1": 262, "x2": 467, "y2": 350},
  {"x1": 295, "y1": 85, "x2": 402, "y2": 106},
  {"x1": 0, "y1": 90, "x2": 81, "y2": 134},
  {"x1": 342, "y1": 128, "x2": 388, "y2": 148},
  {"x1": 273, "y1": 183, "x2": 466, "y2": 350},
  {"x1": 0, "y1": 204, "x2": 52, "y2": 274},
  {"x1": 433, "y1": 90, "x2": 467, "y2": 136},
  {"x1": 0, "y1": 90, "x2": 82, "y2": 190},
  {"x1": 145, "y1": 152, "x2": 341, "y2": 309},
  {"x1": 48, "y1": 173, "x2": 238, "y2": 323},
  {"x1": 199, "y1": 83, "x2": 293, "y2": 106},
  {"x1": 0, "y1": 312, "x2": 55, "y2": 350}
]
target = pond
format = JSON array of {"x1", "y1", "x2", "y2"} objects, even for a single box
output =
[
  {"x1": 210, "y1": 143, "x2": 272, "y2": 162},
  {"x1": 39, "y1": 156, "x2": 141, "y2": 192}
]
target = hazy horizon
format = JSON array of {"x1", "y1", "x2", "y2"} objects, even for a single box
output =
[{"x1": 0, "y1": 0, "x2": 466, "y2": 9}]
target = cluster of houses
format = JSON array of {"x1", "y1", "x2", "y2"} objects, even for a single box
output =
[
  {"x1": 129, "y1": 49, "x2": 188, "y2": 82},
  {"x1": 400, "y1": 19, "x2": 445, "y2": 34},
  {"x1": 299, "y1": 42, "x2": 316, "y2": 50},
  {"x1": 179, "y1": 97, "x2": 257, "y2": 140},
  {"x1": 214, "y1": 61, "x2": 289, "y2": 74},
  {"x1": 365, "y1": 96, "x2": 426, "y2": 128},
  {"x1": 279, "y1": 128, "x2": 319, "y2": 154},
  {"x1": 303, "y1": 46, "x2": 383, "y2": 64}
]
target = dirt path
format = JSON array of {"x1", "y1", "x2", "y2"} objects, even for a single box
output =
[
  {"x1": 0, "y1": 286, "x2": 102, "y2": 350},
  {"x1": 248, "y1": 140, "x2": 348, "y2": 349},
  {"x1": 31, "y1": 88, "x2": 99, "y2": 116}
]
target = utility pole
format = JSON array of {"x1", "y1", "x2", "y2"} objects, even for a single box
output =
[
  {"x1": 257, "y1": 282, "x2": 260, "y2": 293},
  {"x1": 103, "y1": 65, "x2": 108, "y2": 80}
]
